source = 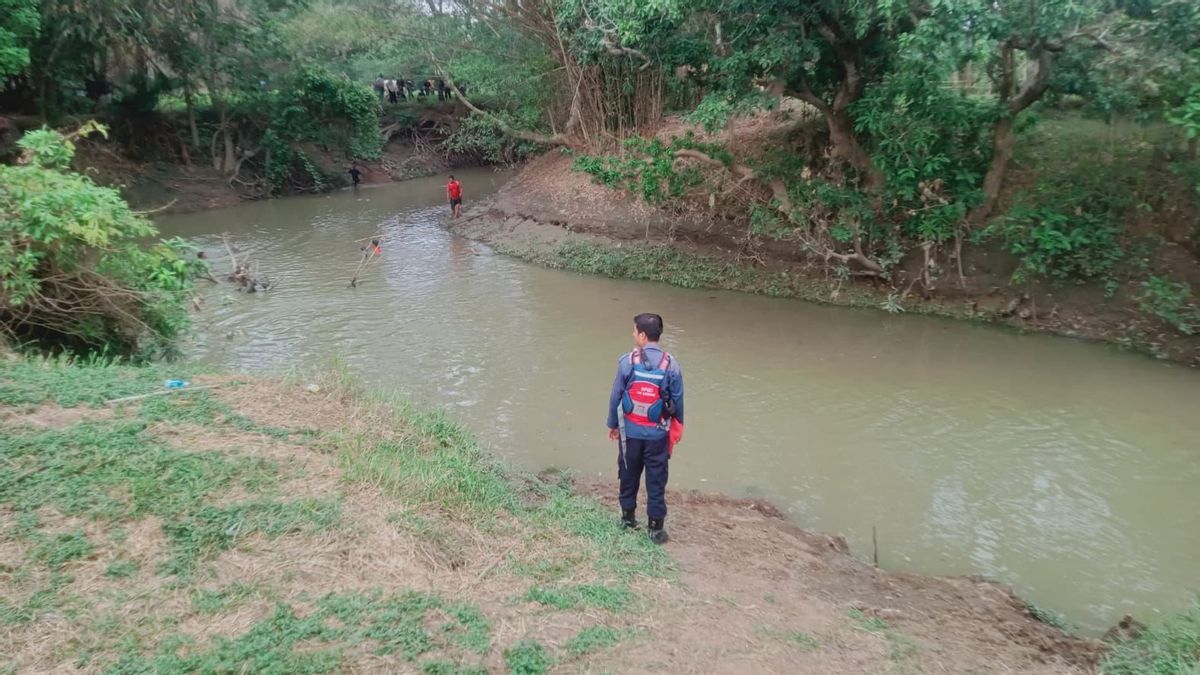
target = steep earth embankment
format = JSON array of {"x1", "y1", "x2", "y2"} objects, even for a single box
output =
[{"x1": 449, "y1": 145, "x2": 1200, "y2": 366}]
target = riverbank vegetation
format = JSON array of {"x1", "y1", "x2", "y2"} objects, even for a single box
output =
[
  {"x1": 6, "y1": 356, "x2": 1197, "y2": 673},
  {"x1": 0, "y1": 125, "x2": 200, "y2": 358}
]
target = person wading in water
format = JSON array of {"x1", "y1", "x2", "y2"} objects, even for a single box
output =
[
  {"x1": 446, "y1": 175, "x2": 463, "y2": 218},
  {"x1": 347, "y1": 164, "x2": 362, "y2": 187},
  {"x1": 607, "y1": 313, "x2": 685, "y2": 544}
]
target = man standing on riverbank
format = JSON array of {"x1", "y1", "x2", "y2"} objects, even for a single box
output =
[
  {"x1": 607, "y1": 313, "x2": 684, "y2": 544},
  {"x1": 447, "y1": 175, "x2": 463, "y2": 218}
]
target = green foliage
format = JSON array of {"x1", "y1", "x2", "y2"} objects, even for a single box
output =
[
  {"x1": 503, "y1": 640, "x2": 551, "y2": 675},
  {"x1": 0, "y1": 0, "x2": 38, "y2": 78},
  {"x1": 989, "y1": 204, "x2": 1124, "y2": 284},
  {"x1": 1102, "y1": 603, "x2": 1200, "y2": 675},
  {"x1": 338, "y1": 403, "x2": 518, "y2": 522},
  {"x1": 110, "y1": 590, "x2": 491, "y2": 671},
  {"x1": 0, "y1": 420, "x2": 271, "y2": 523},
  {"x1": 0, "y1": 355, "x2": 196, "y2": 408},
  {"x1": 160, "y1": 499, "x2": 340, "y2": 576},
  {"x1": 564, "y1": 626, "x2": 628, "y2": 656},
  {"x1": 1025, "y1": 602, "x2": 1073, "y2": 630},
  {"x1": 524, "y1": 584, "x2": 633, "y2": 612},
  {"x1": 984, "y1": 138, "x2": 1140, "y2": 285},
  {"x1": 192, "y1": 582, "x2": 264, "y2": 614},
  {"x1": 573, "y1": 135, "x2": 727, "y2": 205},
  {"x1": 104, "y1": 560, "x2": 139, "y2": 579},
  {"x1": 1138, "y1": 276, "x2": 1200, "y2": 335},
  {"x1": 258, "y1": 65, "x2": 382, "y2": 192},
  {"x1": 33, "y1": 530, "x2": 92, "y2": 569},
  {"x1": 0, "y1": 126, "x2": 198, "y2": 357},
  {"x1": 688, "y1": 91, "x2": 776, "y2": 134},
  {"x1": 855, "y1": 73, "x2": 991, "y2": 245},
  {"x1": 1166, "y1": 87, "x2": 1200, "y2": 142}
]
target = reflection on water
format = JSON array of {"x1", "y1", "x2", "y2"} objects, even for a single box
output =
[{"x1": 161, "y1": 168, "x2": 1200, "y2": 633}]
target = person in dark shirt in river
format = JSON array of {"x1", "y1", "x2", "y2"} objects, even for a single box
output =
[
  {"x1": 348, "y1": 164, "x2": 362, "y2": 187},
  {"x1": 607, "y1": 313, "x2": 685, "y2": 544}
]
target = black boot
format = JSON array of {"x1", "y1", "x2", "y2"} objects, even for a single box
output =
[
  {"x1": 648, "y1": 518, "x2": 668, "y2": 545},
  {"x1": 621, "y1": 509, "x2": 639, "y2": 530}
]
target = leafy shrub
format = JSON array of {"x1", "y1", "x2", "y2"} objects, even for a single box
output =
[
  {"x1": 988, "y1": 205, "x2": 1124, "y2": 284},
  {"x1": 503, "y1": 640, "x2": 550, "y2": 675},
  {"x1": 572, "y1": 134, "x2": 726, "y2": 205},
  {"x1": 0, "y1": 125, "x2": 200, "y2": 357},
  {"x1": 255, "y1": 66, "x2": 382, "y2": 193},
  {"x1": 1138, "y1": 276, "x2": 1200, "y2": 335}
]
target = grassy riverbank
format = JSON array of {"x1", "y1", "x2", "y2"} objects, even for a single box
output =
[{"x1": 1, "y1": 357, "x2": 1195, "y2": 673}]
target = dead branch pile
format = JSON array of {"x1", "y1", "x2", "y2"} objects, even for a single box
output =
[
  {"x1": 0, "y1": 262, "x2": 167, "y2": 354},
  {"x1": 221, "y1": 234, "x2": 274, "y2": 293}
]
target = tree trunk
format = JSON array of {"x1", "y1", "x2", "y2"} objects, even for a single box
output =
[
  {"x1": 185, "y1": 87, "x2": 200, "y2": 149},
  {"x1": 971, "y1": 116, "x2": 1014, "y2": 226},
  {"x1": 827, "y1": 109, "x2": 884, "y2": 191},
  {"x1": 966, "y1": 40, "x2": 1052, "y2": 227},
  {"x1": 223, "y1": 128, "x2": 236, "y2": 175}
]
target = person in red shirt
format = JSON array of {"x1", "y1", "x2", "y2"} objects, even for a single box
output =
[{"x1": 446, "y1": 175, "x2": 463, "y2": 218}]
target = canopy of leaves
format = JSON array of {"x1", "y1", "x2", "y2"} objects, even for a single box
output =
[
  {"x1": 0, "y1": 126, "x2": 198, "y2": 357},
  {"x1": 0, "y1": 0, "x2": 38, "y2": 78}
]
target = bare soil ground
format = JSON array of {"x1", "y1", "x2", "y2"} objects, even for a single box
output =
[{"x1": 1, "y1": 371, "x2": 1106, "y2": 673}]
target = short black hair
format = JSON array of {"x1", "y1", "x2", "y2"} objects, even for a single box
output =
[
  {"x1": 449, "y1": 174, "x2": 455, "y2": 180},
  {"x1": 634, "y1": 313, "x2": 663, "y2": 341}
]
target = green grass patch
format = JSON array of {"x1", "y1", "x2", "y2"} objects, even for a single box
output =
[
  {"x1": 110, "y1": 590, "x2": 493, "y2": 672},
  {"x1": 0, "y1": 358, "x2": 680, "y2": 669},
  {"x1": 104, "y1": 560, "x2": 139, "y2": 579},
  {"x1": 504, "y1": 639, "x2": 551, "y2": 675},
  {"x1": 564, "y1": 625, "x2": 629, "y2": 656},
  {"x1": 33, "y1": 529, "x2": 92, "y2": 569},
  {"x1": 514, "y1": 239, "x2": 862, "y2": 303},
  {"x1": 524, "y1": 583, "x2": 633, "y2": 612},
  {"x1": 527, "y1": 489, "x2": 671, "y2": 579},
  {"x1": 192, "y1": 582, "x2": 266, "y2": 614},
  {"x1": 0, "y1": 357, "x2": 197, "y2": 409},
  {"x1": 421, "y1": 661, "x2": 488, "y2": 675},
  {"x1": 1102, "y1": 603, "x2": 1200, "y2": 675},
  {"x1": 785, "y1": 630, "x2": 821, "y2": 651},
  {"x1": 0, "y1": 420, "x2": 278, "y2": 523},
  {"x1": 160, "y1": 498, "x2": 340, "y2": 576},
  {"x1": 850, "y1": 609, "x2": 919, "y2": 664},
  {"x1": 338, "y1": 402, "x2": 518, "y2": 522},
  {"x1": 0, "y1": 572, "x2": 77, "y2": 625}
]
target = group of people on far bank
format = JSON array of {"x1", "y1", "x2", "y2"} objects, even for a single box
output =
[{"x1": 373, "y1": 75, "x2": 459, "y2": 104}]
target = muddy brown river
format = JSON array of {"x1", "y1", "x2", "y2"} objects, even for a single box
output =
[{"x1": 160, "y1": 168, "x2": 1200, "y2": 634}]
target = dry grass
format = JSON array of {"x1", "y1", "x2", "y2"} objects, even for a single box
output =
[{"x1": 1, "y1": 360, "x2": 1108, "y2": 674}]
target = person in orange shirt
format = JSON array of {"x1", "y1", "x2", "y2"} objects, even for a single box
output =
[{"x1": 447, "y1": 175, "x2": 463, "y2": 218}]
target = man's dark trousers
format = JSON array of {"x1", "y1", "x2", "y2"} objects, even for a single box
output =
[{"x1": 618, "y1": 436, "x2": 670, "y2": 519}]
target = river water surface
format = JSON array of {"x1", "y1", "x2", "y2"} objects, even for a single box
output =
[{"x1": 160, "y1": 168, "x2": 1200, "y2": 633}]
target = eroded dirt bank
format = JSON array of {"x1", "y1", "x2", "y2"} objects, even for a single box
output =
[{"x1": 448, "y1": 151, "x2": 1200, "y2": 367}]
